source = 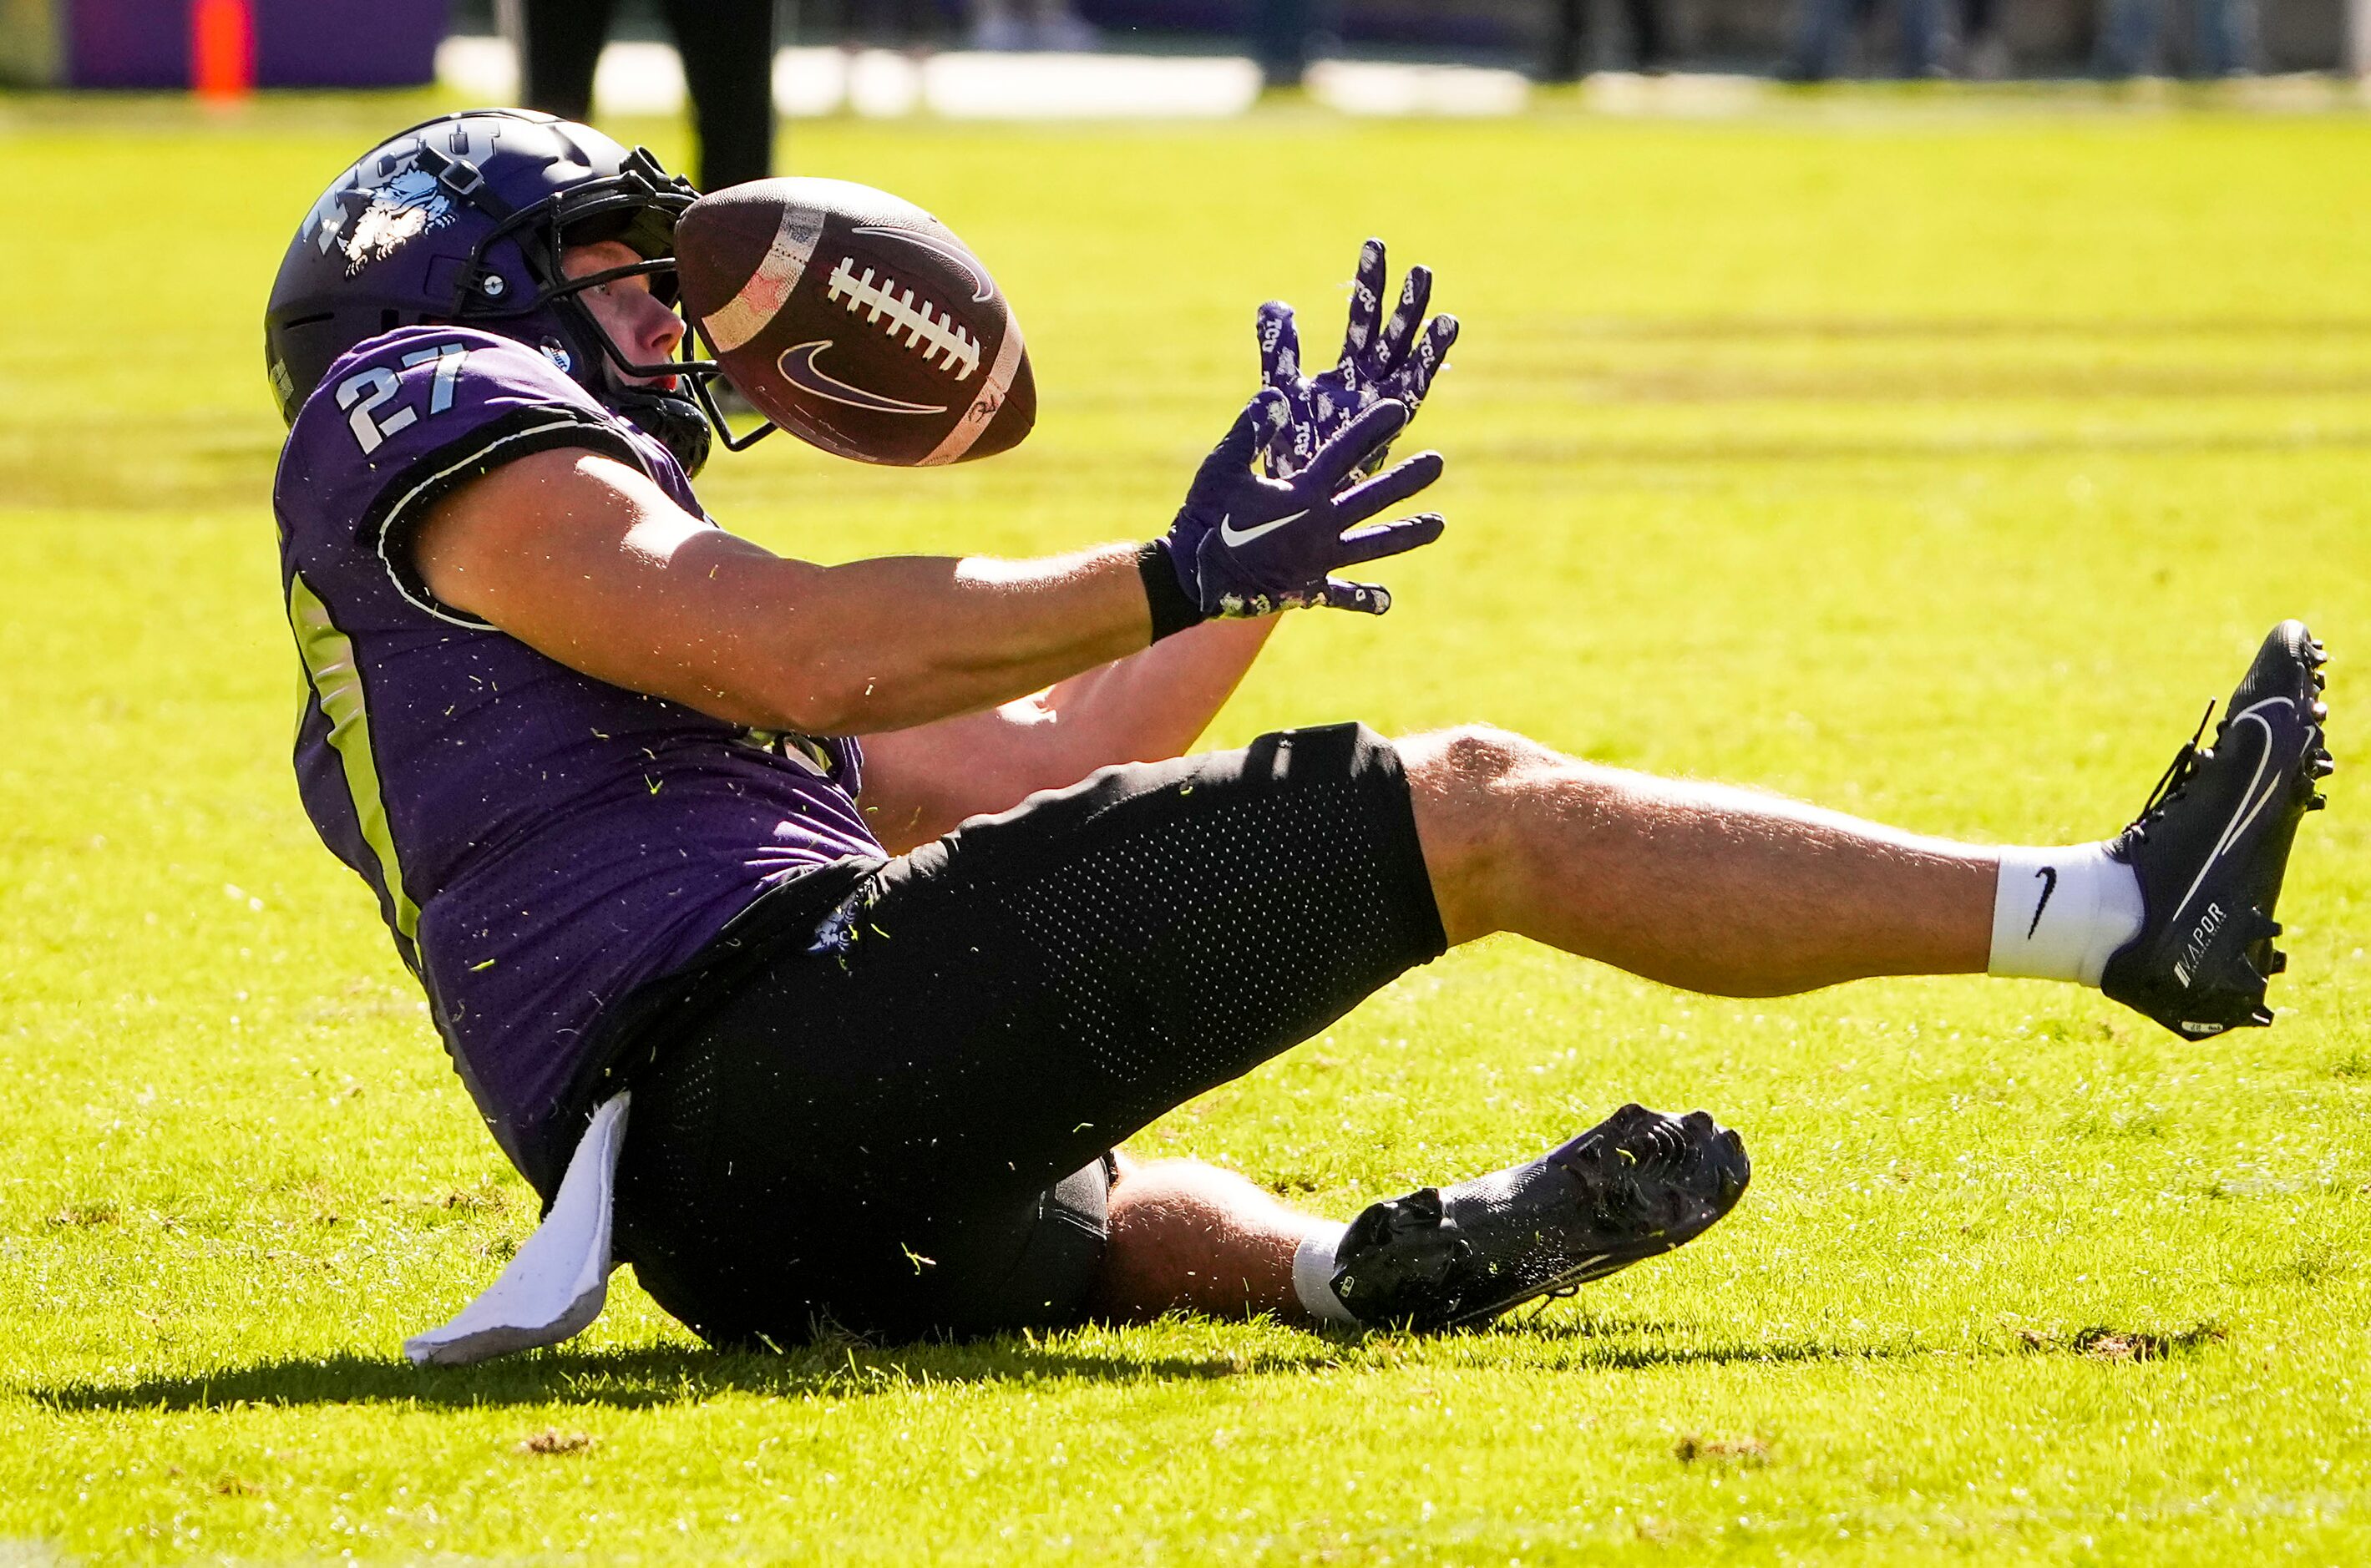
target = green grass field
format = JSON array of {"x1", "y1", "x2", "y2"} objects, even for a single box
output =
[{"x1": 3, "y1": 89, "x2": 2370, "y2": 1564}]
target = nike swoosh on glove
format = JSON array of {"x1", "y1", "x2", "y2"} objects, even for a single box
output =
[
  {"x1": 1257, "y1": 237, "x2": 1458, "y2": 484},
  {"x1": 1164, "y1": 391, "x2": 1445, "y2": 618}
]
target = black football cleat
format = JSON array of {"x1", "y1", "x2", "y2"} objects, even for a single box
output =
[
  {"x1": 1326, "y1": 1104, "x2": 1750, "y2": 1332},
  {"x1": 2101, "y1": 620, "x2": 2333, "y2": 1039}
]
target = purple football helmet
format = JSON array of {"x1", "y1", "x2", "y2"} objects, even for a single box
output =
[{"x1": 264, "y1": 108, "x2": 760, "y2": 476}]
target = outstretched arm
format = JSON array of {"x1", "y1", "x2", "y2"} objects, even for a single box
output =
[
  {"x1": 855, "y1": 617, "x2": 1276, "y2": 851},
  {"x1": 412, "y1": 396, "x2": 1441, "y2": 743},
  {"x1": 414, "y1": 447, "x2": 1158, "y2": 736}
]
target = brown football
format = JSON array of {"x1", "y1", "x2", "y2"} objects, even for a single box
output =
[{"x1": 674, "y1": 177, "x2": 1034, "y2": 467}]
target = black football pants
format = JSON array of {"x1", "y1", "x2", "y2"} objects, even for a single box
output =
[{"x1": 604, "y1": 724, "x2": 1449, "y2": 1347}]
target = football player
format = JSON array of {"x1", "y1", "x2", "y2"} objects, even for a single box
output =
[{"x1": 267, "y1": 110, "x2": 2329, "y2": 1347}]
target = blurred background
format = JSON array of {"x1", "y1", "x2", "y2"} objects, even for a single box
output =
[{"x1": 6, "y1": 0, "x2": 2369, "y2": 131}]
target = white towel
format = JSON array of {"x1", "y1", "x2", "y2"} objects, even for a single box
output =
[{"x1": 404, "y1": 1092, "x2": 631, "y2": 1367}]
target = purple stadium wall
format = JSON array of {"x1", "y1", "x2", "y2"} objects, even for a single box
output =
[{"x1": 63, "y1": 0, "x2": 446, "y2": 88}]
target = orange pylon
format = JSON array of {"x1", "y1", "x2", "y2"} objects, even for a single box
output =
[{"x1": 191, "y1": 0, "x2": 254, "y2": 101}]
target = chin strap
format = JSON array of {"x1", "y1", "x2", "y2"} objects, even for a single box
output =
[{"x1": 608, "y1": 386, "x2": 715, "y2": 478}]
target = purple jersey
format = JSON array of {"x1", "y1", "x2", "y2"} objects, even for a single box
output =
[{"x1": 275, "y1": 326, "x2": 882, "y2": 1185}]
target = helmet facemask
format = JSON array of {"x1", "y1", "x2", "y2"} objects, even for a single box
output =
[{"x1": 413, "y1": 136, "x2": 774, "y2": 477}]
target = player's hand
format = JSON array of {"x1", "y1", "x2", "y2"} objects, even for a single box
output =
[
  {"x1": 1164, "y1": 390, "x2": 1445, "y2": 618},
  {"x1": 1256, "y1": 238, "x2": 1458, "y2": 484}
]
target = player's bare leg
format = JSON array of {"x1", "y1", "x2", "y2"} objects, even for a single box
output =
[
  {"x1": 1087, "y1": 1138, "x2": 1749, "y2": 1333},
  {"x1": 1402, "y1": 620, "x2": 2326, "y2": 1032},
  {"x1": 1083, "y1": 727, "x2": 2004, "y2": 1332},
  {"x1": 1087, "y1": 1156, "x2": 1323, "y2": 1324},
  {"x1": 1085, "y1": 715, "x2": 2026, "y2": 1330},
  {"x1": 1091, "y1": 1110, "x2": 1751, "y2": 1333},
  {"x1": 1402, "y1": 724, "x2": 1996, "y2": 994}
]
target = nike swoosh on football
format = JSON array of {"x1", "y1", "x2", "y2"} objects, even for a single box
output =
[
  {"x1": 776, "y1": 341, "x2": 948, "y2": 417},
  {"x1": 1218, "y1": 509, "x2": 1308, "y2": 547},
  {"x1": 2166, "y1": 698, "x2": 2296, "y2": 928}
]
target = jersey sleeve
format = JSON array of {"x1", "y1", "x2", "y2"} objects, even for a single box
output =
[{"x1": 279, "y1": 327, "x2": 649, "y2": 624}]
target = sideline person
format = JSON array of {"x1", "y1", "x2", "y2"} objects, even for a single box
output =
[
  {"x1": 1543, "y1": 0, "x2": 1668, "y2": 79},
  {"x1": 2094, "y1": 0, "x2": 2256, "y2": 78},
  {"x1": 264, "y1": 111, "x2": 2330, "y2": 1348},
  {"x1": 514, "y1": 0, "x2": 778, "y2": 191},
  {"x1": 1784, "y1": 0, "x2": 1943, "y2": 79}
]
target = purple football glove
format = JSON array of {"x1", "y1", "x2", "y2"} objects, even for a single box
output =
[
  {"x1": 1257, "y1": 238, "x2": 1459, "y2": 483},
  {"x1": 1164, "y1": 391, "x2": 1445, "y2": 619}
]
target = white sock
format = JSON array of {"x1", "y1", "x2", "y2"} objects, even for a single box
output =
[
  {"x1": 1988, "y1": 844, "x2": 2145, "y2": 988},
  {"x1": 1291, "y1": 1222, "x2": 1360, "y2": 1327}
]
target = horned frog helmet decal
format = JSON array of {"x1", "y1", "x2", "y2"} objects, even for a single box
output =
[{"x1": 265, "y1": 108, "x2": 745, "y2": 476}]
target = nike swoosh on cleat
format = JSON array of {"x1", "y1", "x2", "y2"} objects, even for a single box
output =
[
  {"x1": 2167, "y1": 697, "x2": 2301, "y2": 930},
  {"x1": 1218, "y1": 509, "x2": 1307, "y2": 547},
  {"x1": 775, "y1": 341, "x2": 948, "y2": 416},
  {"x1": 2027, "y1": 865, "x2": 2059, "y2": 938}
]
